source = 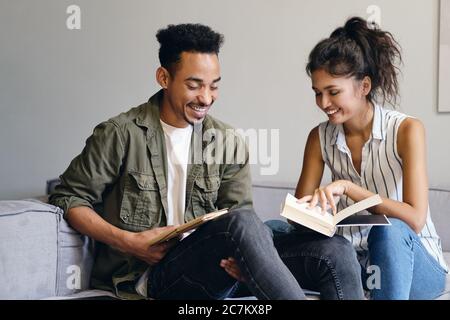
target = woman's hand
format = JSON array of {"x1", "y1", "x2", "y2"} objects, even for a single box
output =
[
  {"x1": 298, "y1": 180, "x2": 351, "y2": 215},
  {"x1": 220, "y1": 257, "x2": 246, "y2": 282}
]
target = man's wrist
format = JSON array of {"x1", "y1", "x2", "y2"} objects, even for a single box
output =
[{"x1": 113, "y1": 228, "x2": 133, "y2": 253}]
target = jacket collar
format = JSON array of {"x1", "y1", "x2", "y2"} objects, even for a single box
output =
[{"x1": 135, "y1": 90, "x2": 163, "y2": 134}]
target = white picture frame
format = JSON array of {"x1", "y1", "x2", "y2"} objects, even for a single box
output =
[{"x1": 439, "y1": 0, "x2": 450, "y2": 112}]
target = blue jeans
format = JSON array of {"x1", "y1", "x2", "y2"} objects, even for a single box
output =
[
  {"x1": 366, "y1": 218, "x2": 447, "y2": 300},
  {"x1": 234, "y1": 220, "x2": 364, "y2": 300},
  {"x1": 148, "y1": 209, "x2": 306, "y2": 300}
]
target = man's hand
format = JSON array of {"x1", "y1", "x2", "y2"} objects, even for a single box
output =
[
  {"x1": 121, "y1": 226, "x2": 179, "y2": 265},
  {"x1": 220, "y1": 257, "x2": 246, "y2": 282},
  {"x1": 65, "y1": 207, "x2": 180, "y2": 266}
]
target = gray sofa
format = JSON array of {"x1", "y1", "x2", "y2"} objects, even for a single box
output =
[{"x1": 0, "y1": 182, "x2": 449, "y2": 299}]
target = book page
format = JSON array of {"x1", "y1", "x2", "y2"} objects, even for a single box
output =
[
  {"x1": 284, "y1": 194, "x2": 334, "y2": 226},
  {"x1": 280, "y1": 206, "x2": 336, "y2": 237},
  {"x1": 333, "y1": 194, "x2": 382, "y2": 224},
  {"x1": 147, "y1": 208, "x2": 228, "y2": 247}
]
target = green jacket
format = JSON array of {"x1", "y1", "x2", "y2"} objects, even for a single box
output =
[{"x1": 49, "y1": 90, "x2": 253, "y2": 299}]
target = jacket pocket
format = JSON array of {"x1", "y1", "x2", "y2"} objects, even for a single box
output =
[
  {"x1": 120, "y1": 171, "x2": 161, "y2": 229},
  {"x1": 191, "y1": 175, "x2": 220, "y2": 216}
]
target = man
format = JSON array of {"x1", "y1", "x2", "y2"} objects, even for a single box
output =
[{"x1": 50, "y1": 23, "x2": 306, "y2": 300}]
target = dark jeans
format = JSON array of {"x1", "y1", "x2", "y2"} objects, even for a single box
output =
[
  {"x1": 233, "y1": 220, "x2": 365, "y2": 300},
  {"x1": 148, "y1": 209, "x2": 306, "y2": 300}
]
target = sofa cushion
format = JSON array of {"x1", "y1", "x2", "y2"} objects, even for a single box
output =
[
  {"x1": 253, "y1": 183, "x2": 294, "y2": 222},
  {"x1": 429, "y1": 188, "x2": 450, "y2": 252},
  {"x1": 0, "y1": 200, "x2": 94, "y2": 299}
]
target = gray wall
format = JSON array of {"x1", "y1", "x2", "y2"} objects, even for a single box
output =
[{"x1": 1, "y1": 0, "x2": 449, "y2": 200}]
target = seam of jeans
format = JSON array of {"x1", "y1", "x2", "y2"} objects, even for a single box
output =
[
  {"x1": 156, "y1": 275, "x2": 218, "y2": 299},
  {"x1": 282, "y1": 251, "x2": 344, "y2": 300},
  {"x1": 408, "y1": 234, "x2": 415, "y2": 284},
  {"x1": 225, "y1": 216, "x2": 274, "y2": 300},
  {"x1": 320, "y1": 255, "x2": 344, "y2": 300},
  {"x1": 411, "y1": 238, "x2": 448, "y2": 276},
  {"x1": 227, "y1": 235, "x2": 271, "y2": 300}
]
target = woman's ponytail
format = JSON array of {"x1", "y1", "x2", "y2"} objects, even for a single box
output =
[{"x1": 306, "y1": 17, "x2": 402, "y2": 107}]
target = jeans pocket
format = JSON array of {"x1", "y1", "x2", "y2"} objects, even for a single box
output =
[{"x1": 120, "y1": 171, "x2": 161, "y2": 230}]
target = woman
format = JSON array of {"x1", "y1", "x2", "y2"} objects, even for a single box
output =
[{"x1": 290, "y1": 16, "x2": 448, "y2": 299}]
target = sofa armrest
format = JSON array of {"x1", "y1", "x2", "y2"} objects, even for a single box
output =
[{"x1": 0, "y1": 200, "x2": 95, "y2": 299}]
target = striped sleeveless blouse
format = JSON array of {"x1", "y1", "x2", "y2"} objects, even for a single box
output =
[{"x1": 318, "y1": 104, "x2": 448, "y2": 271}]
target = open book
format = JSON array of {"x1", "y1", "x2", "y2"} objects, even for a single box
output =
[
  {"x1": 147, "y1": 209, "x2": 229, "y2": 247},
  {"x1": 280, "y1": 194, "x2": 389, "y2": 237}
]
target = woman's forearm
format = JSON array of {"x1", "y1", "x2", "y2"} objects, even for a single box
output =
[{"x1": 343, "y1": 181, "x2": 427, "y2": 233}]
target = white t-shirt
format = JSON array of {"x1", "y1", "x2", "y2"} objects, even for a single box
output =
[
  {"x1": 135, "y1": 119, "x2": 192, "y2": 297},
  {"x1": 160, "y1": 119, "x2": 193, "y2": 226}
]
